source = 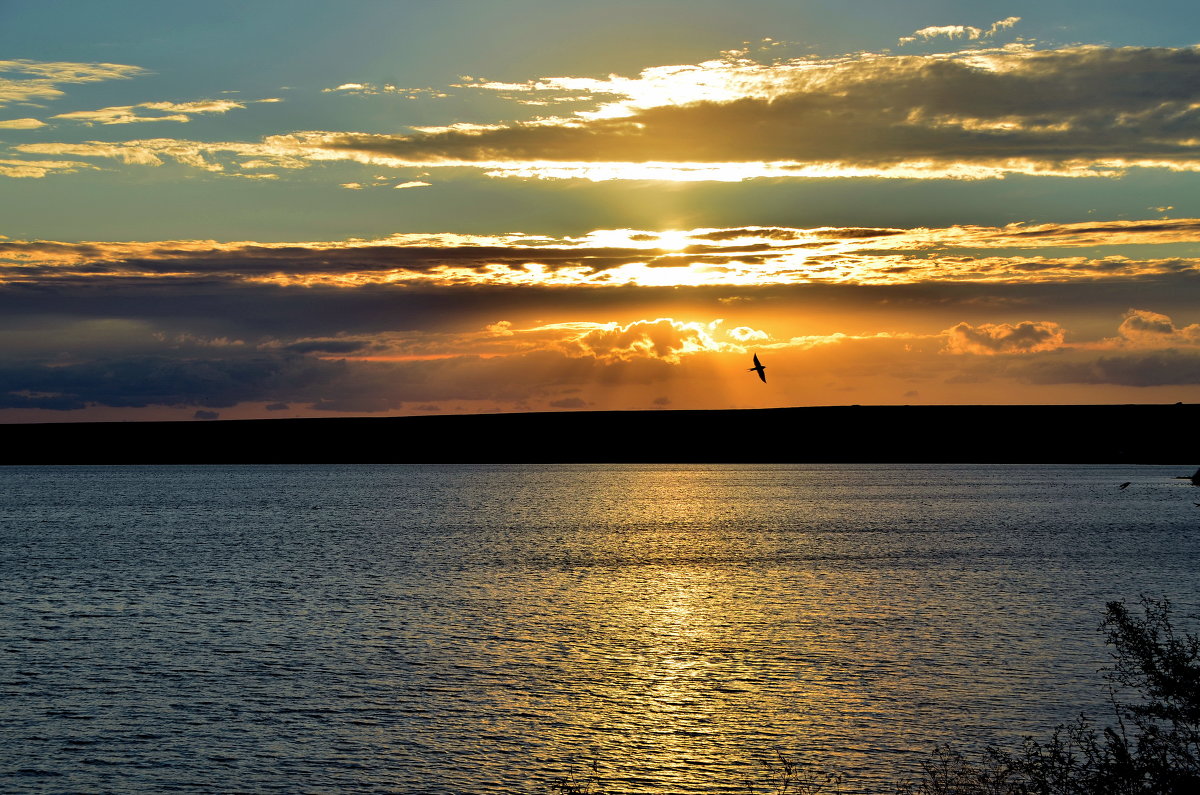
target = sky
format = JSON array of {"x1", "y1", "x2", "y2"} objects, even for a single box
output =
[{"x1": 4, "y1": 0, "x2": 1200, "y2": 421}]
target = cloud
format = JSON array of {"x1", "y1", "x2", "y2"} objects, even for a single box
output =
[
  {"x1": 0, "y1": 312, "x2": 769, "y2": 413},
  {"x1": 13, "y1": 42, "x2": 1200, "y2": 184},
  {"x1": 555, "y1": 318, "x2": 741, "y2": 363},
  {"x1": 4, "y1": 219, "x2": 1200, "y2": 289},
  {"x1": 898, "y1": 17, "x2": 1020, "y2": 45},
  {"x1": 283, "y1": 339, "x2": 373, "y2": 354},
  {"x1": 728, "y1": 325, "x2": 769, "y2": 342},
  {"x1": 322, "y1": 82, "x2": 443, "y2": 99},
  {"x1": 292, "y1": 318, "x2": 763, "y2": 363},
  {"x1": 51, "y1": 99, "x2": 247, "y2": 125},
  {"x1": 0, "y1": 346, "x2": 679, "y2": 412},
  {"x1": 0, "y1": 353, "x2": 343, "y2": 409},
  {"x1": 1022, "y1": 350, "x2": 1200, "y2": 387},
  {"x1": 2, "y1": 299, "x2": 1198, "y2": 413},
  {"x1": 0, "y1": 158, "x2": 95, "y2": 178},
  {"x1": 944, "y1": 320, "x2": 1067, "y2": 354},
  {"x1": 193, "y1": 409, "x2": 220, "y2": 420},
  {"x1": 1114, "y1": 309, "x2": 1200, "y2": 346},
  {"x1": 271, "y1": 43, "x2": 1200, "y2": 181},
  {"x1": 0, "y1": 59, "x2": 146, "y2": 108},
  {"x1": 0, "y1": 118, "x2": 44, "y2": 129},
  {"x1": 14, "y1": 136, "x2": 314, "y2": 176},
  {"x1": 902, "y1": 25, "x2": 987, "y2": 44}
]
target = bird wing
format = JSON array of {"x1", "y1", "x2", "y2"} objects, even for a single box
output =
[
  {"x1": 757, "y1": 369, "x2": 766, "y2": 383},
  {"x1": 753, "y1": 353, "x2": 761, "y2": 367}
]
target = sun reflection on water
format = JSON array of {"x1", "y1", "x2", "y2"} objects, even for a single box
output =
[{"x1": 7, "y1": 464, "x2": 1193, "y2": 793}]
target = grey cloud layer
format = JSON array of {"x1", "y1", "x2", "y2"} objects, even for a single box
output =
[{"x1": 0, "y1": 349, "x2": 670, "y2": 412}]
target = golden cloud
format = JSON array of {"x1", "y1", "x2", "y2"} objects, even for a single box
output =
[
  {"x1": 11, "y1": 45, "x2": 1200, "y2": 182},
  {"x1": 3, "y1": 219, "x2": 1200, "y2": 288},
  {"x1": 52, "y1": 99, "x2": 246, "y2": 126},
  {"x1": 0, "y1": 59, "x2": 146, "y2": 108},
  {"x1": 304, "y1": 44, "x2": 1200, "y2": 181},
  {"x1": 0, "y1": 118, "x2": 45, "y2": 130},
  {"x1": 0, "y1": 157, "x2": 95, "y2": 178}
]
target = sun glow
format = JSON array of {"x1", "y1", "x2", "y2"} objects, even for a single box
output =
[
  {"x1": 7, "y1": 220, "x2": 1200, "y2": 290},
  {"x1": 654, "y1": 230, "x2": 692, "y2": 252}
]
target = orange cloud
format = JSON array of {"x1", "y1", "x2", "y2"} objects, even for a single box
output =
[
  {"x1": 943, "y1": 321, "x2": 1067, "y2": 354},
  {"x1": 306, "y1": 318, "x2": 767, "y2": 364},
  {"x1": 1113, "y1": 309, "x2": 1200, "y2": 347}
]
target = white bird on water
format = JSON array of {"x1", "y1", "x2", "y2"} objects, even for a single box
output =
[{"x1": 748, "y1": 353, "x2": 766, "y2": 383}]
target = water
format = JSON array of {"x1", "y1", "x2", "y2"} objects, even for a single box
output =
[{"x1": 2, "y1": 464, "x2": 1199, "y2": 793}]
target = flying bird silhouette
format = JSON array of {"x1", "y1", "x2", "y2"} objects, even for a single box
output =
[
  {"x1": 748, "y1": 353, "x2": 766, "y2": 383},
  {"x1": 1119, "y1": 482, "x2": 1131, "y2": 490}
]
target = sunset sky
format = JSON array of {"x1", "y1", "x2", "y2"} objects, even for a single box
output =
[{"x1": 4, "y1": 0, "x2": 1200, "y2": 421}]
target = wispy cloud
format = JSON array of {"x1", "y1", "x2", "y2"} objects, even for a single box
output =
[
  {"x1": 322, "y1": 82, "x2": 447, "y2": 99},
  {"x1": 0, "y1": 157, "x2": 95, "y2": 178},
  {"x1": 52, "y1": 99, "x2": 255, "y2": 125},
  {"x1": 0, "y1": 118, "x2": 45, "y2": 130},
  {"x1": 16, "y1": 137, "x2": 311, "y2": 174},
  {"x1": 0, "y1": 59, "x2": 147, "y2": 107},
  {"x1": 330, "y1": 44, "x2": 1200, "y2": 181},
  {"x1": 898, "y1": 16, "x2": 1021, "y2": 46},
  {"x1": 18, "y1": 43, "x2": 1199, "y2": 183}
]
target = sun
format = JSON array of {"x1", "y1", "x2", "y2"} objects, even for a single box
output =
[{"x1": 655, "y1": 230, "x2": 692, "y2": 252}]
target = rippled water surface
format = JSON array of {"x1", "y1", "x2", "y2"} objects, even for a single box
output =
[{"x1": 3, "y1": 464, "x2": 1200, "y2": 793}]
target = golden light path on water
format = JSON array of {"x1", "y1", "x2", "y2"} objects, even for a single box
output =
[
  {"x1": 438, "y1": 464, "x2": 1126, "y2": 793},
  {"x1": 5, "y1": 464, "x2": 1200, "y2": 793}
]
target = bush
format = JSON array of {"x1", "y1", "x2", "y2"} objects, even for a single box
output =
[{"x1": 901, "y1": 596, "x2": 1200, "y2": 794}]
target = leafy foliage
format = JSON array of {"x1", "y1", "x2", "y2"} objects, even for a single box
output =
[
  {"x1": 901, "y1": 596, "x2": 1200, "y2": 794},
  {"x1": 742, "y1": 750, "x2": 843, "y2": 794}
]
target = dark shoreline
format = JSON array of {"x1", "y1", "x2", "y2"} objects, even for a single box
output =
[{"x1": 4, "y1": 404, "x2": 1196, "y2": 464}]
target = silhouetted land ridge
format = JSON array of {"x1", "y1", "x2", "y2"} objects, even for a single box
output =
[{"x1": 5, "y1": 404, "x2": 1196, "y2": 464}]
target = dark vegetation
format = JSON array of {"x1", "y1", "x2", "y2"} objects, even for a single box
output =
[{"x1": 547, "y1": 597, "x2": 1200, "y2": 794}]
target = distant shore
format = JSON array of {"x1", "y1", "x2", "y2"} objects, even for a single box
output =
[{"x1": 4, "y1": 404, "x2": 1197, "y2": 464}]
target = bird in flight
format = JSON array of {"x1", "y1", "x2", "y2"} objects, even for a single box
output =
[
  {"x1": 1119, "y1": 482, "x2": 1131, "y2": 490},
  {"x1": 748, "y1": 353, "x2": 766, "y2": 383}
]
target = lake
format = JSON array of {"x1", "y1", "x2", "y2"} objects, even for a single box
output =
[{"x1": 3, "y1": 464, "x2": 1198, "y2": 793}]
